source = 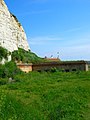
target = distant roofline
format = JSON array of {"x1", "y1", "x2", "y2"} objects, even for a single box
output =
[
  {"x1": 33, "y1": 61, "x2": 87, "y2": 66},
  {"x1": 17, "y1": 60, "x2": 88, "y2": 66}
]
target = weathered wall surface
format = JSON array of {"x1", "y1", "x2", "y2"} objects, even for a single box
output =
[
  {"x1": 0, "y1": 0, "x2": 30, "y2": 52},
  {"x1": 17, "y1": 61, "x2": 89, "y2": 73},
  {"x1": 17, "y1": 63, "x2": 33, "y2": 73},
  {"x1": 32, "y1": 62, "x2": 88, "y2": 72}
]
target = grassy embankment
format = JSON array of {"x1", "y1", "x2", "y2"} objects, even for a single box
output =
[{"x1": 0, "y1": 71, "x2": 90, "y2": 120}]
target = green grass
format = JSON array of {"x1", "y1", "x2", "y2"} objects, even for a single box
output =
[{"x1": 0, "y1": 71, "x2": 90, "y2": 120}]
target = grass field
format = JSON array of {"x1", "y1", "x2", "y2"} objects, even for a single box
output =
[{"x1": 0, "y1": 71, "x2": 90, "y2": 120}]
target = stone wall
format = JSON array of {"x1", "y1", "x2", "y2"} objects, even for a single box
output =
[
  {"x1": 32, "y1": 61, "x2": 88, "y2": 72},
  {"x1": 17, "y1": 61, "x2": 89, "y2": 73},
  {"x1": 0, "y1": 0, "x2": 30, "y2": 52}
]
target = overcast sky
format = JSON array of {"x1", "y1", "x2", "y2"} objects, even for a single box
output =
[{"x1": 4, "y1": 0, "x2": 90, "y2": 60}]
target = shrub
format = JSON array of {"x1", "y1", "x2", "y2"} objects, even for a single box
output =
[
  {"x1": 0, "y1": 61, "x2": 22, "y2": 78},
  {"x1": 0, "y1": 78, "x2": 8, "y2": 85},
  {"x1": 50, "y1": 67, "x2": 58, "y2": 73},
  {"x1": 0, "y1": 46, "x2": 8, "y2": 61}
]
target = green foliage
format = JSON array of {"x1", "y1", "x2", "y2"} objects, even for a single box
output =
[
  {"x1": 0, "y1": 61, "x2": 21, "y2": 78},
  {"x1": 0, "y1": 46, "x2": 8, "y2": 61},
  {"x1": 12, "y1": 48, "x2": 45, "y2": 63},
  {"x1": 50, "y1": 67, "x2": 58, "y2": 72},
  {"x1": 0, "y1": 71, "x2": 90, "y2": 119},
  {"x1": 0, "y1": 78, "x2": 8, "y2": 85}
]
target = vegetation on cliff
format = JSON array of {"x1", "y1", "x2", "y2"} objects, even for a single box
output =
[
  {"x1": 12, "y1": 48, "x2": 46, "y2": 63},
  {"x1": 0, "y1": 46, "x2": 9, "y2": 61},
  {"x1": 0, "y1": 46, "x2": 46, "y2": 64}
]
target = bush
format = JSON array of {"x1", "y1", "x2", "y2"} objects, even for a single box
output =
[
  {"x1": 0, "y1": 61, "x2": 22, "y2": 78},
  {"x1": 0, "y1": 78, "x2": 8, "y2": 85},
  {"x1": 50, "y1": 67, "x2": 58, "y2": 73},
  {"x1": 0, "y1": 46, "x2": 10, "y2": 61}
]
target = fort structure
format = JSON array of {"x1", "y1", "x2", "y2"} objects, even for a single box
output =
[
  {"x1": 0, "y1": 0, "x2": 30, "y2": 52},
  {"x1": 17, "y1": 61, "x2": 89, "y2": 73}
]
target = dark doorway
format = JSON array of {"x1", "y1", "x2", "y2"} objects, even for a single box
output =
[
  {"x1": 65, "y1": 69, "x2": 69, "y2": 72},
  {"x1": 72, "y1": 69, "x2": 76, "y2": 72}
]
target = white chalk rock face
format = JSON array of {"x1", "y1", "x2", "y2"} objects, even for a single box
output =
[{"x1": 0, "y1": 0, "x2": 30, "y2": 52}]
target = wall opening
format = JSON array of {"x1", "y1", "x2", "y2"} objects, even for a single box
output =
[
  {"x1": 72, "y1": 69, "x2": 77, "y2": 72},
  {"x1": 65, "y1": 69, "x2": 69, "y2": 72}
]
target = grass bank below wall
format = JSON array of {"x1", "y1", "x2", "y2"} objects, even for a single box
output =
[{"x1": 0, "y1": 71, "x2": 90, "y2": 120}]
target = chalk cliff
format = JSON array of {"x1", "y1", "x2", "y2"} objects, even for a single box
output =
[{"x1": 0, "y1": 0, "x2": 30, "y2": 52}]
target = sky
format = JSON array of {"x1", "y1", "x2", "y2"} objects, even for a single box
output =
[{"x1": 4, "y1": 0, "x2": 90, "y2": 60}]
